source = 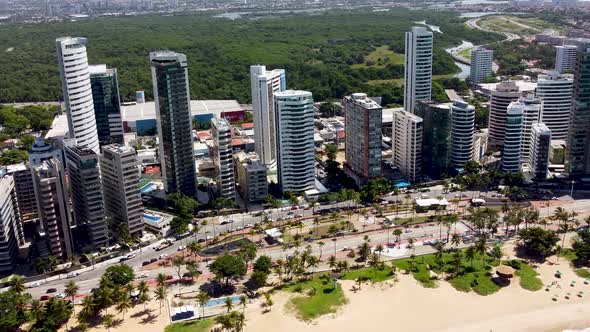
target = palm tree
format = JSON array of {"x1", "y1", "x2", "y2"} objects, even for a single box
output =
[
  {"x1": 313, "y1": 217, "x2": 320, "y2": 237},
  {"x1": 196, "y1": 292, "x2": 211, "y2": 318},
  {"x1": 263, "y1": 292, "x2": 273, "y2": 312},
  {"x1": 450, "y1": 233, "x2": 461, "y2": 248},
  {"x1": 393, "y1": 228, "x2": 403, "y2": 246},
  {"x1": 139, "y1": 291, "x2": 150, "y2": 310},
  {"x1": 154, "y1": 286, "x2": 167, "y2": 314},
  {"x1": 375, "y1": 244, "x2": 384, "y2": 261},
  {"x1": 239, "y1": 295, "x2": 247, "y2": 313},
  {"x1": 328, "y1": 255, "x2": 337, "y2": 270},
  {"x1": 138, "y1": 280, "x2": 149, "y2": 296},
  {"x1": 29, "y1": 299, "x2": 43, "y2": 322},
  {"x1": 156, "y1": 273, "x2": 167, "y2": 287},
  {"x1": 103, "y1": 314, "x2": 114, "y2": 332},
  {"x1": 224, "y1": 297, "x2": 234, "y2": 313},
  {"x1": 306, "y1": 255, "x2": 320, "y2": 274},
  {"x1": 9, "y1": 275, "x2": 25, "y2": 294},
  {"x1": 188, "y1": 241, "x2": 202, "y2": 262},
  {"x1": 465, "y1": 245, "x2": 476, "y2": 267},
  {"x1": 65, "y1": 280, "x2": 79, "y2": 305},
  {"x1": 80, "y1": 294, "x2": 96, "y2": 318},
  {"x1": 117, "y1": 294, "x2": 133, "y2": 319}
]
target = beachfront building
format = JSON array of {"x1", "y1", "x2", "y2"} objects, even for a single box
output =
[
  {"x1": 150, "y1": 51, "x2": 196, "y2": 197},
  {"x1": 234, "y1": 151, "x2": 268, "y2": 204},
  {"x1": 488, "y1": 81, "x2": 522, "y2": 150},
  {"x1": 0, "y1": 175, "x2": 19, "y2": 273},
  {"x1": 555, "y1": 45, "x2": 577, "y2": 74},
  {"x1": 502, "y1": 103, "x2": 524, "y2": 172},
  {"x1": 56, "y1": 37, "x2": 100, "y2": 154},
  {"x1": 32, "y1": 158, "x2": 73, "y2": 260},
  {"x1": 101, "y1": 144, "x2": 144, "y2": 238},
  {"x1": 535, "y1": 73, "x2": 574, "y2": 140},
  {"x1": 566, "y1": 49, "x2": 590, "y2": 175},
  {"x1": 404, "y1": 27, "x2": 433, "y2": 113},
  {"x1": 415, "y1": 101, "x2": 452, "y2": 178},
  {"x1": 65, "y1": 146, "x2": 108, "y2": 247},
  {"x1": 469, "y1": 47, "x2": 494, "y2": 84},
  {"x1": 211, "y1": 117, "x2": 236, "y2": 202},
  {"x1": 89, "y1": 64, "x2": 123, "y2": 145},
  {"x1": 343, "y1": 93, "x2": 382, "y2": 184},
  {"x1": 529, "y1": 123, "x2": 552, "y2": 179},
  {"x1": 250, "y1": 65, "x2": 286, "y2": 168},
  {"x1": 274, "y1": 90, "x2": 315, "y2": 194},
  {"x1": 450, "y1": 100, "x2": 475, "y2": 169},
  {"x1": 391, "y1": 109, "x2": 423, "y2": 183},
  {"x1": 512, "y1": 95, "x2": 543, "y2": 161}
]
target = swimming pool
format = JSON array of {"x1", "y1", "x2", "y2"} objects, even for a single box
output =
[
  {"x1": 204, "y1": 295, "x2": 241, "y2": 308},
  {"x1": 140, "y1": 182, "x2": 158, "y2": 194},
  {"x1": 143, "y1": 214, "x2": 161, "y2": 222}
]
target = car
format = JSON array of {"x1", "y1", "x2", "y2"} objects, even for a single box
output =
[
  {"x1": 54, "y1": 293, "x2": 66, "y2": 299},
  {"x1": 66, "y1": 272, "x2": 79, "y2": 278},
  {"x1": 552, "y1": 196, "x2": 559, "y2": 200},
  {"x1": 40, "y1": 295, "x2": 50, "y2": 301},
  {"x1": 220, "y1": 219, "x2": 234, "y2": 225},
  {"x1": 341, "y1": 246, "x2": 350, "y2": 251},
  {"x1": 137, "y1": 273, "x2": 148, "y2": 279},
  {"x1": 236, "y1": 226, "x2": 244, "y2": 231},
  {"x1": 206, "y1": 235, "x2": 213, "y2": 240},
  {"x1": 46, "y1": 288, "x2": 57, "y2": 293},
  {"x1": 177, "y1": 245, "x2": 185, "y2": 251},
  {"x1": 159, "y1": 254, "x2": 168, "y2": 259},
  {"x1": 142, "y1": 260, "x2": 150, "y2": 266},
  {"x1": 119, "y1": 257, "x2": 129, "y2": 262},
  {"x1": 197, "y1": 238, "x2": 206, "y2": 243},
  {"x1": 479, "y1": 194, "x2": 486, "y2": 198},
  {"x1": 126, "y1": 253, "x2": 137, "y2": 259},
  {"x1": 150, "y1": 258, "x2": 158, "y2": 263},
  {"x1": 166, "y1": 275, "x2": 174, "y2": 280},
  {"x1": 244, "y1": 223, "x2": 253, "y2": 228}
]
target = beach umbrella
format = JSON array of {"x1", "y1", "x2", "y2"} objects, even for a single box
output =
[{"x1": 496, "y1": 265, "x2": 515, "y2": 279}]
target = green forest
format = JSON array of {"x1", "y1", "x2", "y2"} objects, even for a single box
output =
[{"x1": 0, "y1": 9, "x2": 501, "y2": 105}]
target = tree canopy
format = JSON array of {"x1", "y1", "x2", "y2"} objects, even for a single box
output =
[
  {"x1": 517, "y1": 227, "x2": 559, "y2": 259},
  {"x1": 102, "y1": 264, "x2": 135, "y2": 286},
  {"x1": 210, "y1": 254, "x2": 247, "y2": 286}
]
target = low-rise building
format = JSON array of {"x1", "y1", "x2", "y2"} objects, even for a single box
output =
[{"x1": 234, "y1": 152, "x2": 268, "y2": 204}]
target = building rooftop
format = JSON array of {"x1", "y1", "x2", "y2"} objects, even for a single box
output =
[
  {"x1": 88, "y1": 64, "x2": 108, "y2": 75},
  {"x1": 102, "y1": 143, "x2": 134, "y2": 155},
  {"x1": 346, "y1": 93, "x2": 381, "y2": 109},
  {"x1": 45, "y1": 114, "x2": 69, "y2": 140},
  {"x1": 121, "y1": 100, "x2": 242, "y2": 122}
]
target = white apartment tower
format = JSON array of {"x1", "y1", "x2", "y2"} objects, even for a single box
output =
[
  {"x1": 56, "y1": 37, "x2": 100, "y2": 154},
  {"x1": 211, "y1": 118, "x2": 236, "y2": 202},
  {"x1": 535, "y1": 72, "x2": 574, "y2": 140},
  {"x1": 404, "y1": 27, "x2": 433, "y2": 113},
  {"x1": 469, "y1": 48, "x2": 494, "y2": 84},
  {"x1": 274, "y1": 90, "x2": 316, "y2": 194},
  {"x1": 65, "y1": 146, "x2": 108, "y2": 247},
  {"x1": 0, "y1": 175, "x2": 19, "y2": 273},
  {"x1": 514, "y1": 95, "x2": 542, "y2": 161},
  {"x1": 234, "y1": 152, "x2": 268, "y2": 204},
  {"x1": 450, "y1": 100, "x2": 476, "y2": 168},
  {"x1": 555, "y1": 45, "x2": 577, "y2": 74},
  {"x1": 32, "y1": 158, "x2": 73, "y2": 260},
  {"x1": 502, "y1": 104, "x2": 524, "y2": 172},
  {"x1": 250, "y1": 65, "x2": 286, "y2": 168},
  {"x1": 391, "y1": 110, "x2": 423, "y2": 183},
  {"x1": 529, "y1": 123, "x2": 552, "y2": 179},
  {"x1": 101, "y1": 144, "x2": 144, "y2": 238},
  {"x1": 488, "y1": 81, "x2": 522, "y2": 150}
]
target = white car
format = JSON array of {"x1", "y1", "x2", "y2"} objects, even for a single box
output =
[
  {"x1": 66, "y1": 272, "x2": 79, "y2": 279},
  {"x1": 126, "y1": 253, "x2": 137, "y2": 259},
  {"x1": 137, "y1": 273, "x2": 148, "y2": 279},
  {"x1": 244, "y1": 223, "x2": 253, "y2": 228},
  {"x1": 159, "y1": 253, "x2": 168, "y2": 259},
  {"x1": 177, "y1": 245, "x2": 185, "y2": 251},
  {"x1": 55, "y1": 293, "x2": 66, "y2": 299}
]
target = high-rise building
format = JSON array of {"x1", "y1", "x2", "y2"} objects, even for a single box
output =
[
  {"x1": 343, "y1": 93, "x2": 382, "y2": 184},
  {"x1": 250, "y1": 65, "x2": 286, "y2": 168},
  {"x1": 234, "y1": 151, "x2": 268, "y2": 204},
  {"x1": 28, "y1": 137, "x2": 63, "y2": 167},
  {"x1": 32, "y1": 158, "x2": 73, "y2": 260},
  {"x1": 510, "y1": 95, "x2": 543, "y2": 161},
  {"x1": 56, "y1": 37, "x2": 100, "y2": 154},
  {"x1": 150, "y1": 51, "x2": 196, "y2": 197},
  {"x1": 89, "y1": 65, "x2": 123, "y2": 145},
  {"x1": 502, "y1": 103, "x2": 524, "y2": 172},
  {"x1": 450, "y1": 100, "x2": 475, "y2": 168},
  {"x1": 488, "y1": 81, "x2": 522, "y2": 150},
  {"x1": 101, "y1": 144, "x2": 144, "y2": 238},
  {"x1": 535, "y1": 73, "x2": 574, "y2": 140},
  {"x1": 1, "y1": 164, "x2": 36, "y2": 244},
  {"x1": 404, "y1": 27, "x2": 433, "y2": 113},
  {"x1": 391, "y1": 109, "x2": 423, "y2": 182},
  {"x1": 415, "y1": 101, "x2": 451, "y2": 178},
  {"x1": 0, "y1": 175, "x2": 19, "y2": 273},
  {"x1": 274, "y1": 90, "x2": 315, "y2": 194},
  {"x1": 211, "y1": 118, "x2": 236, "y2": 202},
  {"x1": 555, "y1": 45, "x2": 577, "y2": 74},
  {"x1": 566, "y1": 49, "x2": 590, "y2": 175},
  {"x1": 472, "y1": 129, "x2": 489, "y2": 162},
  {"x1": 65, "y1": 146, "x2": 108, "y2": 247},
  {"x1": 469, "y1": 48, "x2": 494, "y2": 84},
  {"x1": 529, "y1": 123, "x2": 552, "y2": 179}
]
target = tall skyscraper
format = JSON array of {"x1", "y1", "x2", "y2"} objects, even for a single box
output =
[
  {"x1": 274, "y1": 90, "x2": 315, "y2": 194},
  {"x1": 469, "y1": 47, "x2": 494, "y2": 84},
  {"x1": 566, "y1": 49, "x2": 590, "y2": 175},
  {"x1": 555, "y1": 45, "x2": 577, "y2": 74},
  {"x1": 101, "y1": 144, "x2": 144, "y2": 238},
  {"x1": 150, "y1": 51, "x2": 196, "y2": 197},
  {"x1": 32, "y1": 158, "x2": 73, "y2": 260},
  {"x1": 415, "y1": 100, "x2": 452, "y2": 178},
  {"x1": 488, "y1": 81, "x2": 522, "y2": 150},
  {"x1": 65, "y1": 146, "x2": 108, "y2": 247},
  {"x1": 56, "y1": 37, "x2": 100, "y2": 154},
  {"x1": 343, "y1": 93, "x2": 382, "y2": 184},
  {"x1": 0, "y1": 175, "x2": 19, "y2": 273},
  {"x1": 391, "y1": 109, "x2": 423, "y2": 183},
  {"x1": 509, "y1": 95, "x2": 542, "y2": 161},
  {"x1": 404, "y1": 27, "x2": 433, "y2": 113},
  {"x1": 89, "y1": 65, "x2": 123, "y2": 145},
  {"x1": 250, "y1": 65, "x2": 286, "y2": 168},
  {"x1": 450, "y1": 100, "x2": 475, "y2": 168},
  {"x1": 536, "y1": 72, "x2": 574, "y2": 140},
  {"x1": 529, "y1": 123, "x2": 552, "y2": 179},
  {"x1": 211, "y1": 118, "x2": 236, "y2": 202},
  {"x1": 502, "y1": 102, "x2": 524, "y2": 172},
  {"x1": 2, "y1": 164, "x2": 36, "y2": 244}
]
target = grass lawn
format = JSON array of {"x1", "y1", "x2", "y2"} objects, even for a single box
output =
[
  {"x1": 575, "y1": 268, "x2": 590, "y2": 279},
  {"x1": 351, "y1": 45, "x2": 404, "y2": 69},
  {"x1": 165, "y1": 319, "x2": 214, "y2": 332},
  {"x1": 458, "y1": 47, "x2": 471, "y2": 60},
  {"x1": 504, "y1": 260, "x2": 543, "y2": 291},
  {"x1": 284, "y1": 275, "x2": 348, "y2": 321},
  {"x1": 450, "y1": 271, "x2": 500, "y2": 295},
  {"x1": 479, "y1": 16, "x2": 538, "y2": 35},
  {"x1": 391, "y1": 216, "x2": 429, "y2": 225},
  {"x1": 559, "y1": 248, "x2": 577, "y2": 262},
  {"x1": 394, "y1": 255, "x2": 438, "y2": 288},
  {"x1": 341, "y1": 266, "x2": 396, "y2": 282}
]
